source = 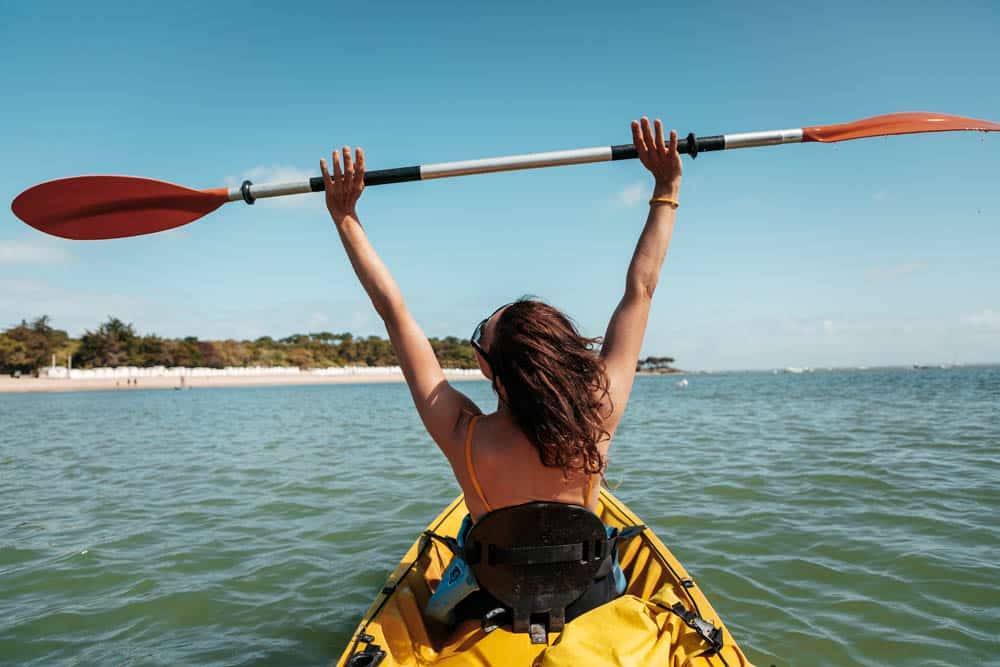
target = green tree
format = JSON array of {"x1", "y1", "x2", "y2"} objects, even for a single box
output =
[
  {"x1": 198, "y1": 341, "x2": 225, "y2": 368},
  {"x1": 135, "y1": 335, "x2": 172, "y2": 367},
  {"x1": 168, "y1": 337, "x2": 204, "y2": 367},
  {"x1": 216, "y1": 340, "x2": 252, "y2": 367},
  {"x1": 75, "y1": 317, "x2": 137, "y2": 368},
  {"x1": 0, "y1": 316, "x2": 69, "y2": 375},
  {"x1": 0, "y1": 334, "x2": 29, "y2": 374},
  {"x1": 285, "y1": 347, "x2": 315, "y2": 369}
]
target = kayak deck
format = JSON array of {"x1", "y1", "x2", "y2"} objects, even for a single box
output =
[{"x1": 335, "y1": 489, "x2": 753, "y2": 666}]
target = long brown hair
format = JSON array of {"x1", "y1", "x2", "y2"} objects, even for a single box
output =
[{"x1": 489, "y1": 299, "x2": 611, "y2": 475}]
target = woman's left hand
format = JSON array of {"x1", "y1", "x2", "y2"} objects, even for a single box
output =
[{"x1": 320, "y1": 146, "x2": 365, "y2": 225}]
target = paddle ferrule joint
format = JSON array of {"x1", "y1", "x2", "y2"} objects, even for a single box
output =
[
  {"x1": 231, "y1": 179, "x2": 315, "y2": 203},
  {"x1": 240, "y1": 180, "x2": 255, "y2": 205},
  {"x1": 685, "y1": 133, "x2": 699, "y2": 158}
]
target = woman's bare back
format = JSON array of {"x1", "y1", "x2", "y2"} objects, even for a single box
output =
[{"x1": 452, "y1": 411, "x2": 604, "y2": 522}]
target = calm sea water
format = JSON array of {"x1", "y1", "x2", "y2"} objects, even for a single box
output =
[{"x1": 1, "y1": 367, "x2": 998, "y2": 666}]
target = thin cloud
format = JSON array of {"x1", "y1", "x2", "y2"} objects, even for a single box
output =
[
  {"x1": 962, "y1": 308, "x2": 1000, "y2": 329},
  {"x1": 616, "y1": 181, "x2": 646, "y2": 208},
  {"x1": 0, "y1": 240, "x2": 71, "y2": 264},
  {"x1": 864, "y1": 261, "x2": 927, "y2": 283}
]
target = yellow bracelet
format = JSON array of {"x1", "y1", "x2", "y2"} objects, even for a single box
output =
[{"x1": 649, "y1": 196, "x2": 679, "y2": 208}]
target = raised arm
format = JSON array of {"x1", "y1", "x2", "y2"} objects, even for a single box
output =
[
  {"x1": 601, "y1": 118, "x2": 683, "y2": 429},
  {"x1": 320, "y1": 147, "x2": 478, "y2": 457}
]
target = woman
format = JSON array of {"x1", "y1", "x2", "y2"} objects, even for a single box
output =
[
  {"x1": 322, "y1": 119, "x2": 680, "y2": 624},
  {"x1": 321, "y1": 117, "x2": 680, "y2": 522}
]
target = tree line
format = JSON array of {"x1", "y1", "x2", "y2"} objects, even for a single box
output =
[
  {"x1": 637, "y1": 356, "x2": 676, "y2": 371},
  {"x1": 1, "y1": 316, "x2": 676, "y2": 376},
  {"x1": 0, "y1": 316, "x2": 478, "y2": 375}
]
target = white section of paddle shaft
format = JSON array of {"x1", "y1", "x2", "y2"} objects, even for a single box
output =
[
  {"x1": 419, "y1": 146, "x2": 613, "y2": 180},
  {"x1": 226, "y1": 180, "x2": 312, "y2": 202},
  {"x1": 723, "y1": 128, "x2": 803, "y2": 149},
  {"x1": 224, "y1": 130, "x2": 805, "y2": 203}
]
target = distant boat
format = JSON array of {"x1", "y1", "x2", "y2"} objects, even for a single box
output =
[
  {"x1": 676, "y1": 378, "x2": 689, "y2": 388},
  {"x1": 783, "y1": 367, "x2": 805, "y2": 374},
  {"x1": 913, "y1": 364, "x2": 933, "y2": 370}
]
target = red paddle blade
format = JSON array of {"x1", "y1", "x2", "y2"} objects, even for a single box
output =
[
  {"x1": 11, "y1": 176, "x2": 230, "y2": 240},
  {"x1": 803, "y1": 112, "x2": 1000, "y2": 143}
]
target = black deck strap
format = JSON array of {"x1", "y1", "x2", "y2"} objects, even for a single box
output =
[
  {"x1": 346, "y1": 643, "x2": 386, "y2": 667},
  {"x1": 421, "y1": 530, "x2": 459, "y2": 555},
  {"x1": 670, "y1": 602, "x2": 724, "y2": 653},
  {"x1": 240, "y1": 180, "x2": 255, "y2": 205},
  {"x1": 489, "y1": 542, "x2": 585, "y2": 566}
]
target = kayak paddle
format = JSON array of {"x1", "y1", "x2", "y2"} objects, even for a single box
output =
[{"x1": 11, "y1": 112, "x2": 999, "y2": 241}]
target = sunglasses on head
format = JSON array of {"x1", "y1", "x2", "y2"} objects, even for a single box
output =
[{"x1": 471, "y1": 303, "x2": 512, "y2": 365}]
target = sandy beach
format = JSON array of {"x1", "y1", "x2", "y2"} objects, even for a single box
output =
[
  {"x1": 0, "y1": 368, "x2": 687, "y2": 395},
  {"x1": 0, "y1": 369, "x2": 486, "y2": 394}
]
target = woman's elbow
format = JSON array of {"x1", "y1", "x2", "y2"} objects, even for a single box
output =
[
  {"x1": 374, "y1": 295, "x2": 407, "y2": 325},
  {"x1": 626, "y1": 277, "x2": 658, "y2": 301}
]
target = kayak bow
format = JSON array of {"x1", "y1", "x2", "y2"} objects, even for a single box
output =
[{"x1": 335, "y1": 489, "x2": 754, "y2": 667}]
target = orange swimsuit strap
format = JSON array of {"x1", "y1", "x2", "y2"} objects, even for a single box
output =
[{"x1": 464, "y1": 415, "x2": 492, "y2": 512}]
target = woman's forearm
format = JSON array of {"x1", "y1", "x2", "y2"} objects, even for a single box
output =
[
  {"x1": 623, "y1": 117, "x2": 682, "y2": 300},
  {"x1": 625, "y1": 188, "x2": 678, "y2": 299},
  {"x1": 334, "y1": 213, "x2": 405, "y2": 320},
  {"x1": 320, "y1": 148, "x2": 405, "y2": 320}
]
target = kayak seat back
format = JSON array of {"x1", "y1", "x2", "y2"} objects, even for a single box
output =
[{"x1": 462, "y1": 502, "x2": 611, "y2": 642}]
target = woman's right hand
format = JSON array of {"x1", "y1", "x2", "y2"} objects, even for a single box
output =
[
  {"x1": 631, "y1": 117, "x2": 682, "y2": 198},
  {"x1": 320, "y1": 146, "x2": 366, "y2": 226}
]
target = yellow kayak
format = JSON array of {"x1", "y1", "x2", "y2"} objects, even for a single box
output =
[{"x1": 335, "y1": 489, "x2": 754, "y2": 667}]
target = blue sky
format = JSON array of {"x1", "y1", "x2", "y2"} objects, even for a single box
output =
[{"x1": 2, "y1": 1, "x2": 998, "y2": 370}]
